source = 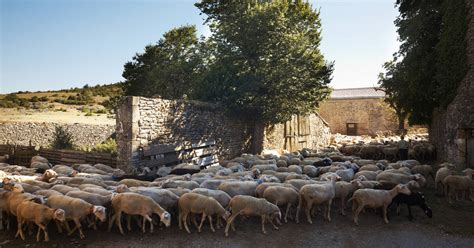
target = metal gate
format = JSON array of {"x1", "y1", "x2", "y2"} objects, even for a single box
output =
[{"x1": 284, "y1": 115, "x2": 310, "y2": 152}]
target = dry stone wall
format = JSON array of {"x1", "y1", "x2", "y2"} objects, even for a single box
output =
[{"x1": 0, "y1": 121, "x2": 115, "y2": 148}]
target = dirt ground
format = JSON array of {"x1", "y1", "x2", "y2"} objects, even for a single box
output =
[{"x1": 0, "y1": 189, "x2": 473, "y2": 248}]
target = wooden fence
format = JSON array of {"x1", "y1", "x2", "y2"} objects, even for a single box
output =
[
  {"x1": 0, "y1": 144, "x2": 117, "y2": 167},
  {"x1": 140, "y1": 139, "x2": 218, "y2": 169}
]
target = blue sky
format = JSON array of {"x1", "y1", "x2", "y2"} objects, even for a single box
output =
[{"x1": 0, "y1": 0, "x2": 400, "y2": 93}]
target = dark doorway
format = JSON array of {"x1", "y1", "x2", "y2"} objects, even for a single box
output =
[
  {"x1": 346, "y1": 123, "x2": 358, "y2": 136},
  {"x1": 467, "y1": 129, "x2": 474, "y2": 168}
]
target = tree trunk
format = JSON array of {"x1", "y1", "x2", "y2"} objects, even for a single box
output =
[
  {"x1": 397, "y1": 111, "x2": 407, "y2": 132},
  {"x1": 250, "y1": 121, "x2": 265, "y2": 154}
]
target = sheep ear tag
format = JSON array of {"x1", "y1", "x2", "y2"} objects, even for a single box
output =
[{"x1": 257, "y1": 179, "x2": 263, "y2": 185}]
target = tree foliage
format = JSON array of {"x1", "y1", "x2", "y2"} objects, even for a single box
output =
[
  {"x1": 123, "y1": 25, "x2": 206, "y2": 99},
  {"x1": 378, "y1": 0, "x2": 469, "y2": 125},
  {"x1": 123, "y1": 1, "x2": 333, "y2": 126},
  {"x1": 195, "y1": 0, "x2": 333, "y2": 125}
]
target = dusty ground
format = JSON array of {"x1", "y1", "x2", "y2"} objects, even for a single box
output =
[{"x1": 0, "y1": 190, "x2": 473, "y2": 248}]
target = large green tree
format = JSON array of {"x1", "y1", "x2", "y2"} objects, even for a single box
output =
[
  {"x1": 123, "y1": 25, "x2": 206, "y2": 99},
  {"x1": 195, "y1": 0, "x2": 333, "y2": 151}
]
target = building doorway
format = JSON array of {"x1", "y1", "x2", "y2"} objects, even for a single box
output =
[
  {"x1": 346, "y1": 123, "x2": 358, "y2": 136},
  {"x1": 467, "y1": 129, "x2": 474, "y2": 168}
]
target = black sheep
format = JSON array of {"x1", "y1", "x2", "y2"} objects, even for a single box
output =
[{"x1": 390, "y1": 192, "x2": 433, "y2": 220}]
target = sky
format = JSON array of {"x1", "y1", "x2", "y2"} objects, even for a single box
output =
[{"x1": 0, "y1": 0, "x2": 400, "y2": 93}]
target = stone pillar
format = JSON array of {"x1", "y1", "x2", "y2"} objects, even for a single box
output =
[{"x1": 116, "y1": 96, "x2": 140, "y2": 173}]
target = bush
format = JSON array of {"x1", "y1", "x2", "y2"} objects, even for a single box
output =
[
  {"x1": 51, "y1": 126, "x2": 74, "y2": 149},
  {"x1": 85, "y1": 112, "x2": 93, "y2": 116},
  {"x1": 39, "y1": 96, "x2": 49, "y2": 102},
  {"x1": 91, "y1": 138, "x2": 117, "y2": 155}
]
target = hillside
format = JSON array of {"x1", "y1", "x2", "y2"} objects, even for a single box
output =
[{"x1": 0, "y1": 83, "x2": 123, "y2": 125}]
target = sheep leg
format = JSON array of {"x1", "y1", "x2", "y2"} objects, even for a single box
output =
[
  {"x1": 148, "y1": 215, "x2": 154, "y2": 233},
  {"x1": 224, "y1": 213, "x2": 239, "y2": 237},
  {"x1": 142, "y1": 215, "x2": 153, "y2": 233},
  {"x1": 269, "y1": 217, "x2": 279, "y2": 230},
  {"x1": 383, "y1": 205, "x2": 389, "y2": 224},
  {"x1": 191, "y1": 213, "x2": 199, "y2": 229},
  {"x1": 142, "y1": 215, "x2": 146, "y2": 233},
  {"x1": 36, "y1": 224, "x2": 42, "y2": 242},
  {"x1": 178, "y1": 210, "x2": 183, "y2": 230},
  {"x1": 305, "y1": 201, "x2": 313, "y2": 224},
  {"x1": 216, "y1": 216, "x2": 221, "y2": 229},
  {"x1": 107, "y1": 214, "x2": 115, "y2": 232},
  {"x1": 16, "y1": 217, "x2": 25, "y2": 240},
  {"x1": 116, "y1": 211, "x2": 124, "y2": 235},
  {"x1": 70, "y1": 218, "x2": 85, "y2": 239},
  {"x1": 198, "y1": 213, "x2": 206, "y2": 233},
  {"x1": 43, "y1": 225, "x2": 50, "y2": 242},
  {"x1": 260, "y1": 215, "x2": 267, "y2": 234},
  {"x1": 407, "y1": 206, "x2": 413, "y2": 221},
  {"x1": 327, "y1": 200, "x2": 332, "y2": 222},
  {"x1": 208, "y1": 215, "x2": 215, "y2": 232},
  {"x1": 353, "y1": 204, "x2": 364, "y2": 226},
  {"x1": 340, "y1": 198, "x2": 346, "y2": 216},
  {"x1": 183, "y1": 213, "x2": 191, "y2": 234},
  {"x1": 284, "y1": 204, "x2": 291, "y2": 223},
  {"x1": 55, "y1": 220, "x2": 63, "y2": 233}
]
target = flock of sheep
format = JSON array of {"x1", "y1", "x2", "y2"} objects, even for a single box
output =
[{"x1": 0, "y1": 145, "x2": 473, "y2": 242}]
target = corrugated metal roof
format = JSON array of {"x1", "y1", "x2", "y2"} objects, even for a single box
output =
[{"x1": 330, "y1": 87, "x2": 386, "y2": 99}]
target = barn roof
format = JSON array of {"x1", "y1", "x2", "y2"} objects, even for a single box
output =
[{"x1": 330, "y1": 87, "x2": 386, "y2": 99}]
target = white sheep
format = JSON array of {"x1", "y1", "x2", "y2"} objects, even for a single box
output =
[
  {"x1": 178, "y1": 192, "x2": 230, "y2": 233},
  {"x1": 15, "y1": 201, "x2": 66, "y2": 242},
  {"x1": 108, "y1": 192, "x2": 171, "y2": 234},
  {"x1": 263, "y1": 185, "x2": 299, "y2": 223},
  {"x1": 46, "y1": 194, "x2": 106, "y2": 239},
  {"x1": 224, "y1": 195, "x2": 281, "y2": 236},
  {"x1": 296, "y1": 174, "x2": 340, "y2": 224},
  {"x1": 349, "y1": 184, "x2": 411, "y2": 225}
]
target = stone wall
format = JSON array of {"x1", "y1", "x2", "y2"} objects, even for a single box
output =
[
  {"x1": 116, "y1": 96, "x2": 331, "y2": 171},
  {"x1": 318, "y1": 98, "x2": 398, "y2": 136},
  {"x1": 116, "y1": 97, "x2": 251, "y2": 171},
  {"x1": 430, "y1": 0, "x2": 474, "y2": 168},
  {"x1": 0, "y1": 121, "x2": 115, "y2": 148}
]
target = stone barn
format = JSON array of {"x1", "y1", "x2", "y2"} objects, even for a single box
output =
[
  {"x1": 431, "y1": 0, "x2": 474, "y2": 168},
  {"x1": 115, "y1": 96, "x2": 330, "y2": 172},
  {"x1": 318, "y1": 87, "x2": 398, "y2": 136}
]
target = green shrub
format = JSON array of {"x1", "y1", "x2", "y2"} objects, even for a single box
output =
[
  {"x1": 85, "y1": 112, "x2": 93, "y2": 116},
  {"x1": 38, "y1": 96, "x2": 49, "y2": 102},
  {"x1": 51, "y1": 126, "x2": 74, "y2": 149},
  {"x1": 91, "y1": 138, "x2": 117, "y2": 155}
]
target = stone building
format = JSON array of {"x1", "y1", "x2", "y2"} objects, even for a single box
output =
[
  {"x1": 318, "y1": 87, "x2": 398, "y2": 136},
  {"x1": 430, "y1": 0, "x2": 474, "y2": 168},
  {"x1": 116, "y1": 96, "x2": 330, "y2": 171}
]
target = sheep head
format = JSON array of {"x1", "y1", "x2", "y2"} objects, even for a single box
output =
[
  {"x1": 116, "y1": 184, "x2": 128, "y2": 193},
  {"x1": 396, "y1": 184, "x2": 411, "y2": 195},
  {"x1": 53, "y1": 209, "x2": 66, "y2": 222},
  {"x1": 12, "y1": 183, "x2": 25, "y2": 193},
  {"x1": 160, "y1": 212, "x2": 171, "y2": 227},
  {"x1": 44, "y1": 169, "x2": 58, "y2": 181},
  {"x1": 92, "y1": 206, "x2": 107, "y2": 222}
]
